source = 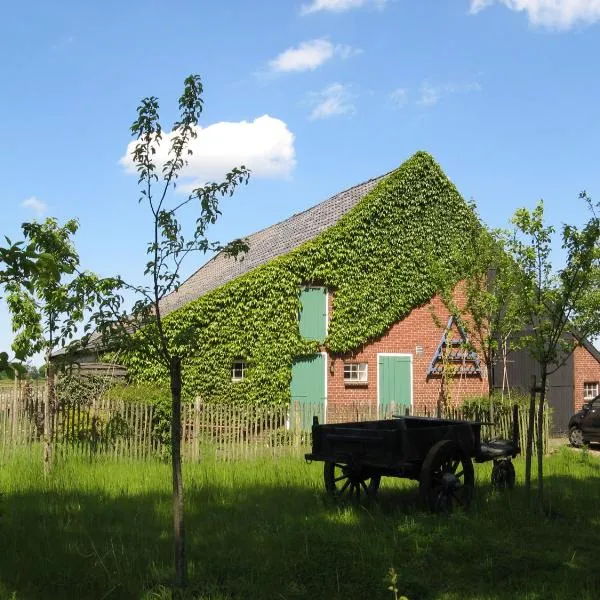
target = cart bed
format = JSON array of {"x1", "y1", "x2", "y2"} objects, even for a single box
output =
[{"x1": 306, "y1": 416, "x2": 481, "y2": 472}]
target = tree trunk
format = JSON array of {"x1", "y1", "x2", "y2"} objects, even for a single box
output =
[
  {"x1": 487, "y1": 354, "x2": 494, "y2": 429},
  {"x1": 487, "y1": 349, "x2": 494, "y2": 397},
  {"x1": 525, "y1": 375, "x2": 536, "y2": 491},
  {"x1": 170, "y1": 356, "x2": 187, "y2": 589},
  {"x1": 44, "y1": 358, "x2": 54, "y2": 475},
  {"x1": 537, "y1": 371, "x2": 547, "y2": 503}
]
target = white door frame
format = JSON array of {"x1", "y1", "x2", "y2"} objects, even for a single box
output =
[
  {"x1": 320, "y1": 351, "x2": 328, "y2": 424},
  {"x1": 376, "y1": 353, "x2": 413, "y2": 417}
]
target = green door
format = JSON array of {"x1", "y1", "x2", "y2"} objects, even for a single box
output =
[
  {"x1": 290, "y1": 354, "x2": 326, "y2": 430},
  {"x1": 298, "y1": 287, "x2": 327, "y2": 341},
  {"x1": 378, "y1": 355, "x2": 411, "y2": 417}
]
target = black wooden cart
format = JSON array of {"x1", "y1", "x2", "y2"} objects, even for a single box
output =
[{"x1": 305, "y1": 407, "x2": 520, "y2": 512}]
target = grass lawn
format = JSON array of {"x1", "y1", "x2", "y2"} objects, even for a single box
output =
[{"x1": 0, "y1": 444, "x2": 599, "y2": 600}]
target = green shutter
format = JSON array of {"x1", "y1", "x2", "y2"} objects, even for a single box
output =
[
  {"x1": 298, "y1": 287, "x2": 327, "y2": 341},
  {"x1": 378, "y1": 355, "x2": 411, "y2": 415},
  {"x1": 290, "y1": 354, "x2": 326, "y2": 429}
]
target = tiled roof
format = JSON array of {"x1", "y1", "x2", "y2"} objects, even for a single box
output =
[
  {"x1": 159, "y1": 171, "x2": 390, "y2": 315},
  {"x1": 52, "y1": 170, "x2": 389, "y2": 358}
]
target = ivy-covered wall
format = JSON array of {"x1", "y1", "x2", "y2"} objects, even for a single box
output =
[{"x1": 125, "y1": 152, "x2": 481, "y2": 404}]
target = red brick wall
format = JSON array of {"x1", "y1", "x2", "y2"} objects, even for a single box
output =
[
  {"x1": 572, "y1": 345, "x2": 600, "y2": 411},
  {"x1": 324, "y1": 291, "x2": 489, "y2": 422}
]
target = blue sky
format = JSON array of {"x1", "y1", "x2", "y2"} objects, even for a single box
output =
[{"x1": 2, "y1": 0, "x2": 600, "y2": 363}]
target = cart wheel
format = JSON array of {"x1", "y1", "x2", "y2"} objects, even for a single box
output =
[
  {"x1": 323, "y1": 461, "x2": 381, "y2": 500},
  {"x1": 419, "y1": 440, "x2": 474, "y2": 513},
  {"x1": 491, "y1": 459, "x2": 516, "y2": 490},
  {"x1": 568, "y1": 426, "x2": 585, "y2": 448}
]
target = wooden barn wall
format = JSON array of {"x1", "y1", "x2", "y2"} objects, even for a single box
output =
[{"x1": 492, "y1": 349, "x2": 574, "y2": 434}]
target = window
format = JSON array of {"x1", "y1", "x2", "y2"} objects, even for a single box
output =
[
  {"x1": 583, "y1": 382, "x2": 599, "y2": 402},
  {"x1": 298, "y1": 286, "x2": 327, "y2": 342},
  {"x1": 344, "y1": 362, "x2": 368, "y2": 384},
  {"x1": 231, "y1": 360, "x2": 248, "y2": 382}
]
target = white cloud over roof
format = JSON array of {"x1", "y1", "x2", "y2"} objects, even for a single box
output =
[{"x1": 120, "y1": 115, "x2": 296, "y2": 191}]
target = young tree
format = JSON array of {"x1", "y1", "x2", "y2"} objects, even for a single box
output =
[
  {"x1": 434, "y1": 228, "x2": 524, "y2": 416},
  {"x1": 1, "y1": 241, "x2": 36, "y2": 386},
  {"x1": 0, "y1": 352, "x2": 27, "y2": 380},
  {"x1": 0, "y1": 352, "x2": 10, "y2": 376},
  {"x1": 91, "y1": 74, "x2": 250, "y2": 588},
  {"x1": 460, "y1": 232, "x2": 524, "y2": 398},
  {"x1": 507, "y1": 196, "x2": 600, "y2": 500},
  {"x1": 1, "y1": 218, "x2": 101, "y2": 472}
]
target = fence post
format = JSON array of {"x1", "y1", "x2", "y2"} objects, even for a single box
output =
[{"x1": 10, "y1": 386, "x2": 18, "y2": 444}]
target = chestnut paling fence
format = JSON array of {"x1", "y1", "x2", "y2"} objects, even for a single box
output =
[{"x1": 0, "y1": 386, "x2": 550, "y2": 461}]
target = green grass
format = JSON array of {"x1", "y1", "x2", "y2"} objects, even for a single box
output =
[{"x1": 1, "y1": 445, "x2": 599, "y2": 600}]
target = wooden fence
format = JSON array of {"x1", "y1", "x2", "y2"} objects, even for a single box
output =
[{"x1": 0, "y1": 387, "x2": 550, "y2": 461}]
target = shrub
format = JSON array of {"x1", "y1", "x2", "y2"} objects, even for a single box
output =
[
  {"x1": 460, "y1": 392, "x2": 530, "y2": 420},
  {"x1": 102, "y1": 382, "x2": 171, "y2": 405},
  {"x1": 103, "y1": 383, "x2": 173, "y2": 454},
  {"x1": 55, "y1": 373, "x2": 112, "y2": 408}
]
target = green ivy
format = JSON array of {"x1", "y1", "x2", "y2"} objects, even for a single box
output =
[{"x1": 124, "y1": 152, "x2": 481, "y2": 405}]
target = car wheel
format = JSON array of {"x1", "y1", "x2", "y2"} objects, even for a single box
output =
[{"x1": 569, "y1": 426, "x2": 584, "y2": 448}]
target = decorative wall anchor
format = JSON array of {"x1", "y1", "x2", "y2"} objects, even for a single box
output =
[{"x1": 427, "y1": 316, "x2": 482, "y2": 377}]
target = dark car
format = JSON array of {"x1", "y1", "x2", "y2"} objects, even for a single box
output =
[{"x1": 569, "y1": 395, "x2": 600, "y2": 447}]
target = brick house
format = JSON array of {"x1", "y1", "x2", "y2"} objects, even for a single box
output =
[
  {"x1": 573, "y1": 346, "x2": 600, "y2": 410},
  {"x1": 60, "y1": 152, "x2": 600, "y2": 431},
  {"x1": 296, "y1": 288, "x2": 487, "y2": 424},
  {"x1": 141, "y1": 152, "x2": 488, "y2": 423}
]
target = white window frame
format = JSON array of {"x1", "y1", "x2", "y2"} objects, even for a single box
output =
[
  {"x1": 231, "y1": 360, "x2": 248, "y2": 382},
  {"x1": 583, "y1": 381, "x2": 599, "y2": 402},
  {"x1": 344, "y1": 362, "x2": 368, "y2": 384}
]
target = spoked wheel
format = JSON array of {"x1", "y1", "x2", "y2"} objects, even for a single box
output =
[
  {"x1": 419, "y1": 440, "x2": 474, "y2": 513},
  {"x1": 491, "y1": 459, "x2": 516, "y2": 490},
  {"x1": 569, "y1": 426, "x2": 584, "y2": 448},
  {"x1": 323, "y1": 461, "x2": 381, "y2": 500}
]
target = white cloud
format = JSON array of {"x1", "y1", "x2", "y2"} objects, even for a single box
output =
[
  {"x1": 389, "y1": 88, "x2": 409, "y2": 108},
  {"x1": 21, "y1": 197, "x2": 47, "y2": 217},
  {"x1": 335, "y1": 44, "x2": 363, "y2": 60},
  {"x1": 301, "y1": 0, "x2": 388, "y2": 15},
  {"x1": 418, "y1": 81, "x2": 482, "y2": 106},
  {"x1": 419, "y1": 82, "x2": 443, "y2": 107},
  {"x1": 120, "y1": 115, "x2": 296, "y2": 191},
  {"x1": 308, "y1": 83, "x2": 356, "y2": 120},
  {"x1": 469, "y1": 0, "x2": 600, "y2": 29},
  {"x1": 267, "y1": 39, "x2": 361, "y2": 73}
]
